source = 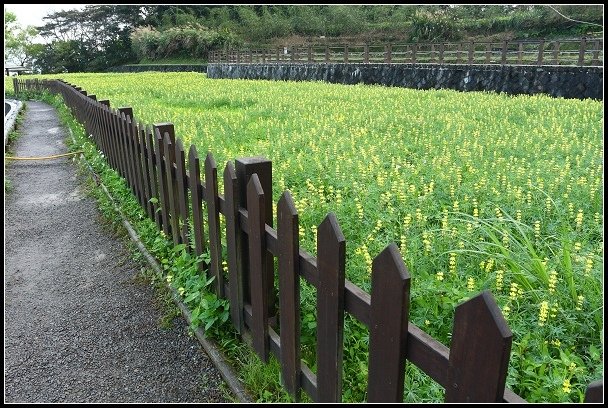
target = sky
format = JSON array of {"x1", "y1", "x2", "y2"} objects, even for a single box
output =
[{"x1": 5, "y1": 4, "x2": 87, "y2": 31}]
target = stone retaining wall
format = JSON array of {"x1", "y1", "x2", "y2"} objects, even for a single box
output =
[{"x1": 207, "y1": 63, "x2": 602, "y2": 100}]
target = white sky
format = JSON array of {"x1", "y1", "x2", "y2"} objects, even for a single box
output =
[{"x1": 5, "y1": 4, "x2": 88, "y2": 33}]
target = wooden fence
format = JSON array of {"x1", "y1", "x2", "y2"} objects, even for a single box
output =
[
  {"x1": 209, "y1": 37, "x2": 603, "y2": 67},
  {"x1": 13, "y1": 78, "x2": 603, "y2": 403}
]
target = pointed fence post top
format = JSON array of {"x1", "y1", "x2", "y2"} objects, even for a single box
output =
[
  {"x1": 318, "y1": 212, "x2": 345, "y2": 245},
  {"x1": 247, "y1": 173, "x2": 264, "y2": 197},
  {"x1": 205, "y1": 151, "x2": 217, "y2": 168},
  {"x1": 224, "y1": 160, "x2": 237, "y2": 180},
  {"x1": 454, "y1": 290, "x2": 512, "y2": 339},
  {"x1": 188, "y1": 144, "x2": 198, "y2": 160},
  {"x1": 372, "y1": 243, "x2": 410, "y2": 283},
  {"x1": 278, "y1": 191, "x2": 297, "y2": 217}
]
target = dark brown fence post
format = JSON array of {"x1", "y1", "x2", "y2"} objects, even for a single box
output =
[
  {"x1": 385, "y1": 44, "x2": 392, "y2": 63},
  {"x1": 412, "y1": 43, "x2": 417, "y2": 63},
  {"x1": 439, "y1": 43, "x2": 446, "y2": 64},
  {"x1": 501, "y1": 40, "x2": 508, "y2": 65},
  {"x1": 189, "y1": 145, "x2": 207, "y2": 271},
  {"x1": 537, "y1": 39, "x2": 545, "y2": 65},
  {"x1": 130, "y1": 119, "x2": 146, "y2": 210},
  {"x1": 584, "y1": 379, "x2": 603, "y2": 402},
  {"x1": 145, "y1": 125, "x2": 162, "y2": 230},
  {"x1": 367, "y1": 243, "x2": 410, "y2": 402},
  {"x1": 307, "y1": 45, "x2": 312, "y2": 62},
  {"x1": 235, "y1": 157, "x2": 274, "y2": 316},
  {"x1": 277, "y1": 191, "x2": 301, "y2": 401},
  {"x1": 139, "y1": 124, "x2": 155, "y2": 221},
  {"x1": 553, "y1": 41, "x2": 560, "y2": 65},
  {"x1": 153, "y1": 123, "x2": 173, "y2": 237},
  {"x1": 163, "y1": 133, "x2": 181, "y2": 245},
  {"x1": 364, "y1": 43, "x2": 369, "y2": 63},
  {"x1": 445, "y1": 291, "x2": 512, "y2": 402},
  {"x1": 224, "y1": 162, "x2": 243, "y2": 332},
  {"x1": 344, "y1": 44, "x2": 349, "y2": 63},
  {"x1": 325, "y1": 45, "x2": 330, "y2": 62},
  {"x1": 431, "y1": 43, "x2": 436, "y2": 63},
  {"x1": 578, "y1": 37, "x2": 587, "y2": 66},
  {"x1": 468, "y1": 41, "x2": 474, "y2": 63},
  {"x1": 316, "y1": 213, "x2": 346, "y2": 402},
  {"x1": 591, "y1": 40, "x2": 600, "y2": 66},
  {"x1": 247, "y1": 174, "x2": 269, "y2": 362},
  {"x1": 456, "y1": 43, "x2": 462, "y2": 64},
  {"x1": 175, "y1": 139, "x2": 190, "y2": 249},
  {"x1": 205, "y1": 152, "x2": 223, "y2": 297},
  {"x1": 485, "y1": 43, "x2": 492, "y2": 63},
  {"x1": 517, "y1": 42, "x2": 523, "y2": 64}
]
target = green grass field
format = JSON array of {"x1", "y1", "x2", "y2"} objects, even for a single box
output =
[{"x1": 6, "y1": 72, "x2": 603, "y2": 402}]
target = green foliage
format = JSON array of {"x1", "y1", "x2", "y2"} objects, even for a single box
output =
[
  {"x1": 130, "y1": 24, "x2": 239, "y2": 61},
  {"x1": 409, "y1": 9, "x2": 463, "y2": 42}
]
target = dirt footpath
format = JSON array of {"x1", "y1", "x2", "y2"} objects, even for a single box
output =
[{"x1": 4, "y1": 101, "x2": 229, "y2": 403}]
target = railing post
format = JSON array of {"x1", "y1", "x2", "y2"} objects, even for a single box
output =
[
  {"x1": 316, "y1": 213, "x2": 346, "y2": 402},
  {"x1": 439, "y1": 43, "x2": 445, "y2": 64},
  {"x1": 344, "y1": 44, "x2": 348, "y2": 63},
  {"x1": 386, "y1": 44, "x2": 392, "y2": 63},
  {"x1": 235, "y1": 157, "x2": 274, "y2": 318},
  {"x1": 591, "y1": 40, "x2": 600, "y2": 66},
  {"x1": 153, "y1": 123, "x2": 174, "y2": 238},
  {"x1": 578, "y1": 37, "x2": 587, "y2": 66},
  {"x1": 537, "y1": 39, "x2": 545, "y2": 65},
  {"x1": 308, "y1": 45, "x2": 312, "y2": 62},
  {"x1": 205, "y1": 153, "x2": 223, "y2": 297},
  {"x1": 189, "y1": 145, "x2": 208, "y2": 275},
  {"x1": 445, "y1": 291, "x2": 512, "y2": 402},
  {"x1": 412, "y1": 43, "x2": 417, "y2": 63},
  {"x1": 518, "y1": 42, "x2": 523, "y2": 64},
  {"x1": 277, "y1": 191, "x2": 301, "y2": 401},
  {"x1": 224, "y1": 162, "x2": 243, "y2": 332},
  {"x1": 431, "y1": 43, "x2": 436, "y2": 63},
  {"x1": 551, "y1": 41, "x2": 560, "y2": 65},
  {"x1": 364, "y1": 43, "x2": 369, "y2": 63},
  {"x1": 485, "y1": 42, "x2": 492, "y2": 63},
  {"x1": 468, "y1": 41, "x2": 474, "y2": 63},
  {"x1": 456, "y1": 43, "x2": 462, "y2": 64},
  {"x1": 325, "y1": 45, "x2": 330, "y2": 62},
  {"x1": 367, "y1": 244, "x2": 410, "y2": 402},
  {"x1": 501, "y1": 40, "x2": 507, "y2": 65}
]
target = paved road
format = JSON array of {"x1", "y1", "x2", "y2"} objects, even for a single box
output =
[{"x1": 4, "y1": 101, "x2": 230, "y2": 403}]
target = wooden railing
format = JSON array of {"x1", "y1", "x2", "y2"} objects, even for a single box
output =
[
  {"x1": 13, "y1": 78, "x2": 604, "y2": 403},
  {"x1": 209, "y1": 38, "x2": 603, "y2": 67}
]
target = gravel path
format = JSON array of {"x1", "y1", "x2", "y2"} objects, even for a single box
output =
[{"x1": 4, "y1": 101, "x2": 230, "y2": 403}]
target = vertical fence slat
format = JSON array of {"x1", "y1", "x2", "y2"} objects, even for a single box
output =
[
  {"x1": 316, "y1": 213, "x2": 346, "y2": 402},
  {"x1": 578, "y1": 37, "x2": 587, "y2": 66},
  {"x1": 154, "y1": 124, "x2": 172, "y2": 237},
  {"x1": 591, "y1": 40, "x2": 600, "y2": 66},
  {"x1": 517, "y1": 42, "x2": 523, "y2": 64},
  {"x1": 224, "y1": 162, "x2": 243, "y2": 332},
  {"x1": 445, "y1": 290, "x2": 512, "y2": 402},
  {"x1": 537, "y1": 39, "x2": 545, "y2": 65},
  {"x1": 175, "y1": 139, "x2": 190, "y2": 249},
  {"x1": 138, "y1": 123, "x2": 154, "y2": 220},
  {"x1": 235, "y1": 157, "x2": 275, "y2": 318},
  {"x1": 553, "y1": 41, "x2": 560, "y2": 65},
  {"x1": 278, "y1": 191, "x2": 301, "y2": 401},
  {"x1": 163, "y1": 132, "x2": 180, "y2": 245},
  {"x1": 205, "y1": 152, "x2": 223, "y2": 297},
  {"x1": 367, "y1": 243, "x2": 410, "y2": 402},
  {"x1": 131, "y1": 120, "x2": 145, "y2": 209},
  {"x1": 189, "y1": 146, "x2": 207, "y2": 271},
  {"x1": 146, "y1": 125, "x2": 162, "y2": 230},
  {"x1": 584, "y1": 379, "x2": 603, "y2": 402},
  {"x1": 247, "y1": 174, "x2": 269, "y2": 362},
  {"x1": 468, "y1": 41, "x2": 474, "y2": 63}
]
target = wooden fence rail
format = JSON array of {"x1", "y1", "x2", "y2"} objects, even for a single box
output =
[
  {"x1": 209, "y1": 37, "x2": 603, "y2": 67},
  {"x1": 14, "y1": 78, "x2": 603, "y2": 403}
]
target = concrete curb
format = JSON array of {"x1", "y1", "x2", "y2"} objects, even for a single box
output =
[
  {"x1": 5, "y1": 99, "x2": 24, "y2": 146},
  {"x1": 68, "y1": 128, "x2": 253, "y2": 403}
]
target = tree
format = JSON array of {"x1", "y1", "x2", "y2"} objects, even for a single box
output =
[
  {"x1": 5, "y1": 9, "x2": 41, "y2": 67},
  {"x1": 37, "y1": 5, "x2": 146, "y2": 72}
]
